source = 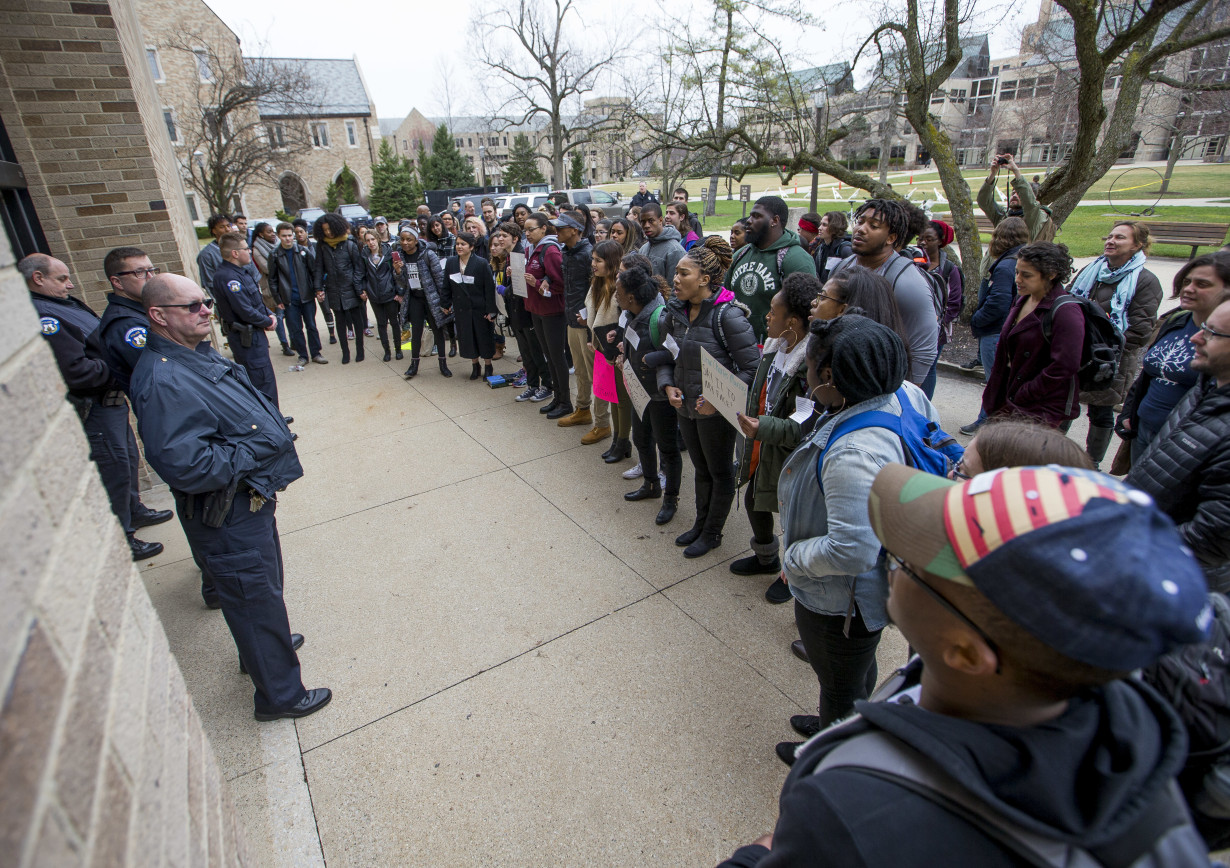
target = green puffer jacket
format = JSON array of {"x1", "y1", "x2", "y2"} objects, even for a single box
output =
[{"x1": 736, "y1": 340, "x2": 810, "y2": 513}]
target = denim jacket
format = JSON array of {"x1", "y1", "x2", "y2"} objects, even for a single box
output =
[{"x1": 777, "y1": 382, "x2": 940, "y2": 629}]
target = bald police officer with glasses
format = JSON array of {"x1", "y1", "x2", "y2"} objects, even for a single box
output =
[{"x1": 129, "y1": 272, "x2": 330, "y2": 721}]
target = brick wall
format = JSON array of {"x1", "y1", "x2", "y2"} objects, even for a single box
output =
[
  {"x1": 0, "y1": 232, "x2": 246, "y2": 863},
  {"x1": 0, "y1": 0, "x2": 200, "y2": 312}
]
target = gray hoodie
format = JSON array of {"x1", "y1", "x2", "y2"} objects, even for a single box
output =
[{"x1": 639, "y1": 225, "x2": 685, "y2": 285}]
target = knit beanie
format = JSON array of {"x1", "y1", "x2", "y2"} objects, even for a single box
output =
[{"x1": 829, "y1": 316, "x2": 907, "y2": 405}]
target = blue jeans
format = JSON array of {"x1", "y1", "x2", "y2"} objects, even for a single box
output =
[
  {"x1": 920, "y1": 360, "x2": 938, "y2": 399},
  {"x1": 969, "y1": 334, "x2": 1000, "y2": 427}
]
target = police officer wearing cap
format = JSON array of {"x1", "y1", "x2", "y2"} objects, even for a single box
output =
[
  {"x1": 130, "y1": 272, "x2": 331, "y2": 721},
  {"x1": 212, "y1": 231, "x2": 282, "y2": 410},
  {"x1": 19, "y1": 253, "x2": 172, "y2": 560}
]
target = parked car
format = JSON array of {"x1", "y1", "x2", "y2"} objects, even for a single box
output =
[
  {"x1": 549, "y1": 189, "x2": 621, "y2": 210},
  {"x1": 338, "y1": 203, "x2": 373, "y2": 232},
  {"x1": 495, "y1": 193, "x2": 552, "y2": 219},
  {"x1": 296, "y1": 207, "x2": 326, "y2": 227}
]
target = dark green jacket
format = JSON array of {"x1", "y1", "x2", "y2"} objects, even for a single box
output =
[{"x1": 736, "y1": 346, "x2": 809, "y2": 512}]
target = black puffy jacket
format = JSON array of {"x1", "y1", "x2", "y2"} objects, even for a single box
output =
[
  {"x1": 314, "y1": 237, "x2": 366, "y2": 311},
  {"x1": 363, "y1": 244, "x2": 399, "y2": 304},
  {"x1": 561, "y1": 237, "x2": 593, "y2": 328},
  {"x1": 652, "y1": 293, "x2": 760, "y2": 420},
  {"x1": 1127, "y1": 375, "x2": 1230, "y2": 587}
]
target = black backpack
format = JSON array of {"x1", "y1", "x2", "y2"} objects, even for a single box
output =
[
  {"x1": 885, "y1": 251, "x2": 948, "y2": 324},
  {"x1": 1141, "y1": 592, "x2": 1230, "y2": 850},
  {"x1": 1042, "y1": 295, "x2": 1125, "y2": 391}
]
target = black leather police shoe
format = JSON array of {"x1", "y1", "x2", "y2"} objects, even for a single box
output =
[
  {"x1": 240, "y1": 633, "x2": 303, "y2": 674},
  {"x1": 129, "y1": 536, "x2": 163, "y2": 561},
  {"x1": 776, "y1": 741, "x2": 802, "y2": 767},
  {"x1": 132, "y1": 507, "x2": 174, "y2": 529},
  {"x1": 254, "y1": 687, "x2": 332, "y2": 721},
  {"x1": 283, "y1": 415, "x2": 294, "y2": 425}
]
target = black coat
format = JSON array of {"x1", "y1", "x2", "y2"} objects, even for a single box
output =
[
  {"x1": 442, "y1": 254, "x2": 498, "y2": 360},
  {"x1": 561, "y1": 238, "x2": 594, "y2": 327},
  {"x1": 267, "y1": 243, "x2": 317, "y2": 307},
  {"x1": 1126, "y1": 375, "x2": 1230, "y2": 586},
  {"x1": 653, "y1": 295, "x2": 760, "y2": 421},
  {"x1": 313, "y1": 237, "x2": 366, "y2": 311},
  {"x1": 363, "y1": 245, "x2": 399, "y2": 305}
]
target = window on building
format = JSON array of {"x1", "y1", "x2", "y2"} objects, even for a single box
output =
[
  {"x1": 185, "y1": 194, "x2": 199, "y2": 222},
  {"x1": 488, "y1": 136, "x2": 498, "y2": 146},
  {"x1": 194, "y1": 49, "x2": 212, "y2": 82},
  {"x1": 467, "y1": 137, "x2": 472, "y2": 147},
  {"x1": 312, "y1": 122, "x2": 329, "y2": 148},
  {"x1": 346, "y1": 121, "x2": 357, "y2": 147},
  {"x1": 1000, "y1": 80, "x2": 1017, "y2": 100},
  {"x1": 951, "y1": 88, "x2": 967, "y2": 102},
  {"x1": 403, "y1": 139, "x2": 408, "y2": 151},
  {"x1": 1205, "y1": 136, "x2": 1225, "y2": 158},
  {"x1": 890, "y1": 145, "x2": 906, "y2": 160},
  {"x1": 503, "y1": 136, "x2": 508, "y2": 146},
  {"x1": 163, "y1": 109, "x2": 177, "y2": 143},
  {"x1": 268, "y1": 124, "x2": 286, "y2": 147},
  {"x1": 455, "y1": 138, "x2": 463, "y2": 148},
  {"x1": 203, "y1": 108, "x2": 229, "y2": 142},
  {"x1": 146, "y1": 47, "x2": 163, "y2": 82},
  {"x1": 1034, "y1": 74, "x2": 1054, "y2": 97},
  {"x1": 930, "y1": 91, "x2": 945, "y2": 105}
]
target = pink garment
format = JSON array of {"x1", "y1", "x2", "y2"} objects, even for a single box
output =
[
  {"x1": 714, "y1": 287, "x2": 736, "y2": 305},
  {"x1": 592, "y1": 354, "x2": 618, "y2": 403}
]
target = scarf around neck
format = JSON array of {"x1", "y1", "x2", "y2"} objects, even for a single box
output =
[{"x1": 1068, "y1": 251, "x2": 1145, "y2": 334}]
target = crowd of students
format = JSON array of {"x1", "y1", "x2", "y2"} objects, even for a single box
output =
[{"x1": 191, "y1": 171, "x2": 1230, "y2": 864}]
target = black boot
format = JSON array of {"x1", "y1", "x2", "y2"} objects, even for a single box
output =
[
  {"x1": 470, "y1": 362, "x2": 482, "y2": 380},
  {"x1": 395, "y1": 349, "x2": 404, "y2": 361},
  {"x1": 382, "y1": 347, "x2": 392, "y2": 362},
  {"x1": 281, "y1": 341, "x2": 294, "y2": 356},
  {"x1": 439, "y1": 358, "x2": 453, "y2": 377},
  {"x1": 484, "y1": 363, "x2": 493, "y2": 378},
  {"x1": 449, "y1": 340, "x2": 458, "y2": 358},
  {"x1": 328, "y1": 324, "x2": 337, "y2": 344},
  {"x1": 624, "y1": 480, "x2": 662, "y2": 501},
  {"x1": 604, "y1": 438, "x2": 632, "y2": 464},
  {"x1": 404, "y1": 359, "x2": 420, "y2": 379},
  {"x1": 656, "y1": 495, "x2": 678, "y2": 525},
  {"x1": 602, "y1": 431, "x2": 619, "y2": 460},
  {"x1": 675, "y1": 523, "x2": 703, "y2": 547},
  {"x1": 1086, "y1": 424, "x2": 1115, "y2": 464},
  {"x1": 683, "y1": 532, "x2": 722, "y2": 559}
]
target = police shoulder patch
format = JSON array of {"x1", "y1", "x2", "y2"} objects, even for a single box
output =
[
  {"x1": 227, "y1": 280, "x2": 243, "y2": 292},
  {"x1": 40, "y1": 316, "x2": 60, "y2": 336},
  {"x1": 124, "y1": 325, "x2": 147, "y2": 348}
]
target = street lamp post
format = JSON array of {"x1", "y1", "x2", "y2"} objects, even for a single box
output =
[{"x1": 479, "y1": 144, "x2": 487, "y2": 188}]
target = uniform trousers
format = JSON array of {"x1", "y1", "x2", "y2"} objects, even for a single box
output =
[
  {"x1": 228, "y1": 326, "x2": 279, "y2": 407},
  {"x1": 173, "y1": 491, "x2": 306, "y2": 713},
  {"x1": 83, "y1": 402, "x2": 141, "y2": 536}
]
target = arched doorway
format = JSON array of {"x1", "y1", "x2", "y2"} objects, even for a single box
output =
[{"x1": 279, "y1": 173, "x2": 308, "y2": 213}]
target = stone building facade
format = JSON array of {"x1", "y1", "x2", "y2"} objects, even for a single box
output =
[
  {"x1": 0, "y1": 0, "x2": 246, "y2": 863},
  {"x1": 137, "y1": 0, "x2": 379, "y2": 223}
]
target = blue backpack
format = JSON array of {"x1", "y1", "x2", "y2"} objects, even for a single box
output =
[{"x1": 817, "y1": 387, "x2": 964, "y2": 486}]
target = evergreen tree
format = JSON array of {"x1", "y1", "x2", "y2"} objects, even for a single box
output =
[
  {"x1": 420, "y1": 124, "x2": 475, "y2": 190},
  {"x1": 568, "y1": 151, "x2": 585, "y2": 188},
  {"x1": 334, "y1": 162, "x2": 359, "y2": 204},
  {"x1": 369, "y1": 138, "x2": 424, "y2": 219},
  {"x1": 503, "y1": 133, "x2": 546, "y2": 190},
  {"x1": 323, "y1": 180, "x2": 339, "y2": 211}
]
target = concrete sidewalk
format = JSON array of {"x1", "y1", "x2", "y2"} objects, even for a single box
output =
[{"x1": 131, "y1": 329, "x2": 1110, "y2": 866}]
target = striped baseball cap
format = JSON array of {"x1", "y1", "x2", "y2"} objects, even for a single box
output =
[{"x1": 868, "y1": 464, "x2": 1212, "y2": 670}]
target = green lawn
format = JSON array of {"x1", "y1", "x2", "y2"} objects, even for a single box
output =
[{"x1": 1003, "y1": 205, "x2": 1230, "y2": 258}]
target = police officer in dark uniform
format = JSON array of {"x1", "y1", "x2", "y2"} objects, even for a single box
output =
[
  {"x1": 19, "y1": 253, "x2": 172, "y2": 560},
  {"x1": 212, "y1": 232, "x2": 282, "y2": 409},
  {"x1": 130, "y1": 272, "x2": 331, "y2": 721}
]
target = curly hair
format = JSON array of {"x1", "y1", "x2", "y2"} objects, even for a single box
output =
[
  {"x1": 822, "y1": 211, "x2": 848, "y2": 238},
  {"x1": 1016, "y1": 241, "x2": 1073, "y2": 285},
  {"x1": 781, "y1": 272, "x2": 821, "y2": 322},
  {"x1": 684, "y1": 235, "x2": 733, "y2": 288},
  {"x1": 313, "y1": 212, "x2": 351, "y2": 243},
  {"x1": 616, "y1": 264, "x2": 662, "y2": 307},
  {"x1": 989, "y1": 216, "x2": 1029, "y2": 258},
  {"x1": 853, "y1": 199, "x2": 912, "y2": 250}
]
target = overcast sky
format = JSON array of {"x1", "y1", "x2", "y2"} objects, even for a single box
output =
[{"x1": 203, "y1": 0, "x2": 1043, "y2": 123}]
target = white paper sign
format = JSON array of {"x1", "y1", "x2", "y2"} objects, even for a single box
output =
[
  {"x1": 663, "y1": 334, "x2": 680, "y2": 359},
  {"x1": 619, "y1": 310, "x2": 629, "y2": 327},
  {"x1": 625, "y1": 327, "x2": 640, "y2": 350},
  {"x1": 622, "y1": 360, "x2": 651, "y2": 418},
  {"x1": 789, "y1": 397, "x2": 815, "y2": 424},
  {"x1": 700, "y1": 348, "x2": 749, "y2": 430},
  {"x1": 578, "y1": 307, "x2": 587, "y2": 321},
  {"x1": 510, "y1": 252, "x2": 528, "y2": 298}
]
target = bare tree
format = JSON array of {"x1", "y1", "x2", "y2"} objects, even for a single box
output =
[
  {"x1": 167, "y1": 36, "x2": 320, "y2": 215},
  {"x1": 472, "y1": 0, "x2": 631, "y2": 187}
]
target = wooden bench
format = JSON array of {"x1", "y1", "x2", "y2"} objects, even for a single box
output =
[
  {"x1": 1140, "y1": 222, "x2": 1230, "y2": 259},
  {"x1": 975, "y1": 215, "x2": 995, "y2": 235}
]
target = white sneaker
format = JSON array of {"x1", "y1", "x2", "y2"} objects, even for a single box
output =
[{"x1": 622, "y1": 462, "x2": 643, "y2": 480}]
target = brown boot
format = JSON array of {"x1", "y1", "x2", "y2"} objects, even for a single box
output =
[
  {"x1": 557, "y1": 407, "x2": 593, "y2": 428},
  {"x1": 581, "y1": 425, "x2": 611, "y2": 445}
]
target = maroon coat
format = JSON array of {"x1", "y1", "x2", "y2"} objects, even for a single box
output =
[
  {"x1": 524, "y1": 240, "x2": 565, "y2": 317},
  {"x1": 981, "y1": 283, "x2": 1084, "y2": 428}
]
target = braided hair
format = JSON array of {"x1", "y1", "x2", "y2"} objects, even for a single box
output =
[
  {"x1": 853, "y1": 199, "x2": 912, "y2": 250},
  {"x1": 684, "y1": 235, "x2": 733, "y2": 290}
]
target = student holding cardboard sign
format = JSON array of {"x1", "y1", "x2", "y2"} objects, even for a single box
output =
[{"x1": 651, "y1": 237, "x2": 760, "y2": 559}]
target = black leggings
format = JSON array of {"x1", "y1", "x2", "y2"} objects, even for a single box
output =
[
  {"x1": 405, "y1": 293, "x2": 445, "y2": 359},
  {"x1": 677, "y1": 413, "x2": 738, "y2": 538},
  {"x1": 370, "y1": 299, "x2": 400, "y2": 352},
  {"x1": 631, "y1": 400, "x2": 682, "y2": 496},
  {"x1": 511, "y1": 322, "x2": 549, "y2": 389},
  {"x1": 532, "y1": 313, "x2": 569, "y2": 406},
  {"x1": 332, "y1": 306, "x2": 365, "y2": 358},
  {"x1": 744, "y1": 470, "x2": 775, "y2": 544},
  {"x1": 795, "y1": 600, "x2": 883, "y2": 726}
]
